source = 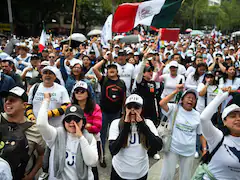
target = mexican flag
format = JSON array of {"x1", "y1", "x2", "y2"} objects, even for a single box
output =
[
  {"x1": 39, "y1": 28, "x2": 47, "y2": 52},
  {"x1": 112, "y1": 0, "x2": 183, "y2": 33}
]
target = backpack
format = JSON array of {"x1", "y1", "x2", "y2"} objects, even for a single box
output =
[
  {"x1": 191, "y1": 136, "x2": 224, "y2": 180},
  {"x1": 0, "y1": 114, "x2": 33, "y2": 180}
]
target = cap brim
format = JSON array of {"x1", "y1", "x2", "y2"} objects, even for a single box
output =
[
  {"x1": 0, "y1": 92, "x2": 28, "y2": 102},
  {"x1": 63, "y1": 113, "x2": 84, "y2": 121},
  {"x1": 181, "y1": 89, "x2": 197, "y2": 100},
  {"x1": 42, "y1": 69, "x2": 56, "y2": 75},
  {"x1": 223, "y1": 108, "x2": 240, "y2": 119}
]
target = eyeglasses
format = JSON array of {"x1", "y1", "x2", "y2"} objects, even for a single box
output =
[
  {"x1": 126, "y1": 103, "x2": 142, "y2": 110},
  {"x1": 74, "y1": 88, "x2": 87, "y2": 94},
  {"x1": 48, "y1": 56, "x2": 55, "y2": 59}
]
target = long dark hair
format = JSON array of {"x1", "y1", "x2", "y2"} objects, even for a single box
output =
[
  {"x1": 71, "y1": 66, "x2": 85, "y2": 80},
  {"x1": 72, "y1": 87, "x2": 96, "y2": 115},
  {"x1": 202, "y1": 74, "x2": 217, "y2": 86},
  {"x1": 193, "y1": 63, "x2": 207, "y2": 81},
  {"x1": 118, "y1": 107, "x2": 149, "y2": 149},
  {"x1": 223, "y1": 65, "x2": 236, "y2": 83}
]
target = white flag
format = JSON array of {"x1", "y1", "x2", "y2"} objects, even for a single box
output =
[{"x1": 101, "y1": 14, "x2": 113, "y2": 48}]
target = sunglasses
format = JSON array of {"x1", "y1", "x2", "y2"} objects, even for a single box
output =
[
  {"x1": 66, "y1": 48, "x2": 73, "y2": 52},
  {"x1": 126, "y1": 102, "x2": 142, "y2": 110},
  {"x1": 48, "y1": 56, "x2": 55, "y2": 59},
  {"x1": 64, "y1": 115, "x2": 84, "y2": 123},
  {"x1": 74, "y1": 88, "x2": 87, "y2": 94}
]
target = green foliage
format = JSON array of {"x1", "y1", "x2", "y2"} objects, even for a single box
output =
[{"x1": 171, "y1": 0, "x2": 240, "y2": 32}]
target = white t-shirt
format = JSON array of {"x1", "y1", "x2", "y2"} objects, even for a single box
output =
[
  {"x1": 109, "y1": 119, "x2": 158, "y2": 179},
  {"x1": 15, "y1": 54, "x2": 32, "y2": 68},
  {"x1": 196, "y1": 83, "x2": 219, "y2": 113},
  {"x1": 48, "y1": 134, "x2": 94, "y2": 180},
  {"x1": 162, "y1": 104, "x2": 202, "y2": 156},
  {"x1": 115, "y1": 63, "x2": 135, "y2": 97},
  {"x1": 185, "y1": 66, "x2": 196, "y2": 78},
  {"x1": 28, "y1": 83, "x2": 70, "y2": 127},
  {"x1": 0, "y1": 158, "x2": 12, "y2": 180},
  {"x1": 185, "y1": 72, "x2": 204, "y2": 91},
  {"x1": 204, "y1": 131, "x2": 240, "y2": 180},
  {"x1": 162, "y1": 63, "x2": 186, "y2": 76},
  {"x1": 160, "y1": 74, "x2": 185, "y2": 101}
]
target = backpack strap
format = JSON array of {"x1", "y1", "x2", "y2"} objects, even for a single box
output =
[
  {"x1": 31, "y1": 83, "x2": 40, "y2": 102},
  {"x1": 208, "y1": 136, "x2": 224, "y2": 162},
  {"x1": 201, "y1": 136, "x2": 224, "y2": 164}
]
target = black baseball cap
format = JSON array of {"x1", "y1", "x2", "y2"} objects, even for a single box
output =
[
  {"x1": 89, "y1": 50, "x2": 95, "y2": 54},
  {"x1": 205, "y1": 71, "x2": 214, "y2": 76},
  {"x1": 63, "y1": 105, "x2": 85, "y2": 121},
  {"x1": 2, "y1": 86, "x2": 28, "y2": 102},
  {"x1": 118, "y1": 49, "x2": 126, "y2": 56}
]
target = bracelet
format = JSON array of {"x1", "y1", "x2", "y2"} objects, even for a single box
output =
[{"x1": 203, "y1": 148, "x2": 208, "y2": 151}]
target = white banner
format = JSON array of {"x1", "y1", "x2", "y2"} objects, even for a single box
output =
[{"x1": 101, "y1": 14, "x2": 113, "y2": 48}]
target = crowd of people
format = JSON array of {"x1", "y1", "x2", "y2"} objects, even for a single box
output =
[{"x1": 0, "y1": 32, "x2": 239, "y2": 180}]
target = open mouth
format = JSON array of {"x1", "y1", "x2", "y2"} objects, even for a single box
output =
[{"x1": 5, "y1": 106, "x2": 13, "y2": 110}]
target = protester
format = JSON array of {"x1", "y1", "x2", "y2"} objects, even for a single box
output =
[
  {"x1": 1, "y1": 56, "x2": 23, "y2": 88},
  {"x1": 185, "y1": 63, "x2": 207, "y2": 90},
  {"x1": 115, "y1": 49, "x2": 135, "y2": 97},
  {"x1": 154, "y1": 61, "x2": 185, "y2": 102},
  {"x1": 93, "y1": 59, "x2": 126, "y2": 167},
  {"x1": 26, "y1": 66, "x2": 70, "y2": 124},
  {"x1": 1, "y1": 86, "x2": 45, "y2": 180},
  {"x1": 109, "y1": 94, "x2": 163, "y2": 180},
  {"x1": 15, "y1": 44, "x2": 31, "y2": 71},
  {"x1": 37, "y1": 93, "x2": 98, "y2": 180},
  {"x1": 159, "y1": 89, "x2": 207, "y2": 180},
  {"x1": 71, "y1": 81, "x2": 102, "y2": 180},
  {"x1": 200, "y1": 90, "x2": 240, "y2": 179}
]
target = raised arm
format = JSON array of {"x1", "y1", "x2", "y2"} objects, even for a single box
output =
[
  {"x1": 136, "y1": 56, "x2": 148, "y2": 84},
  {"x1": 36, "y1": 93, "x2": 57, "y2": 146},
  {"x1": 92, "y1": 59, "x2": 106, "y2": 82},
  {"x1": 159, "y1": 87, "x2": 182, "y2": 112},
  {"x1": 200, "y1": 91, "x2": 229, "y2": 149}
]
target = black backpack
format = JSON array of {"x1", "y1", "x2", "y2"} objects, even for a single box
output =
[{"x1": 0, "y1": 115, "x2": 33, "y2": 180}]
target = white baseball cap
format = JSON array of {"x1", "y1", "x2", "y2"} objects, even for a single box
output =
[
  {"x1": 73, "y1": 80, "x2": 88, "y2": 90},
  {"x1": 114, "y1": 44, "x2": 120, "y2": 48},
  {"x1": 70, "y1": 59, "x2": 83, "y2": 67},
  {"x1": 229, "y1": 46, "x2": 235, "y2": 50},
  {"x1": 169, "y1": 61, "x2": 178, "y2": 68},
  {"x1": 222, "y1": 104, "x2": 240, "y2": 120},
  {"x1": 41, "y1": 61, "x2": 50, "y2": 66},
  {"x1": 125, "y1": 94, "x2": 143, "y2": 106},
  {"x1": 42, "y1": 66, "x2": 57, "y2": 75}
]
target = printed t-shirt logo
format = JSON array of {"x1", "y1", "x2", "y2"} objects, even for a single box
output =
[{"x1": 106, "y1": 84, "x2": 122, "y2": 102}]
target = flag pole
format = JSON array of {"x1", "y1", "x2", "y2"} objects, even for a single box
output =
[{"x1": 69, "y1": 0, "x2": 77, "y2": 47}]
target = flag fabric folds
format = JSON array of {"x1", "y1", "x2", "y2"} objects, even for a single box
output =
[{"x1": 112, "y1": 0, "x2": 183, "y2": 33}]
